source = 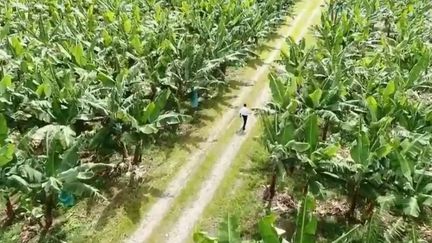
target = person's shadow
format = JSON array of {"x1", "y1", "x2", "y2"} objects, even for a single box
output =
[{"x1": 236, "y1": 129, "x2": 246, "y2": 136}]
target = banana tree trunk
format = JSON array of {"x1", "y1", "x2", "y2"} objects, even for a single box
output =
[
  {"x1": 4, "y1": 195, "x2": 14, "y2": 223},
  {"x1": 176, "y1": 77, "x2": 184, "y2": 98},
  {"x1": 322, "y1": 120, "x2": 330, "y2": 141},
  {"x1": 150, "y1": 84, "x2": 157, "y2": 100},
  {"x1": 347, "y1": 187, "x2": 358, "y2": 220},
  {"x1": 385, "y1": 18, "x2": 391, "y2": 37},
  {"x1": 264, "y1": 173, "x2": 277, "y2": 209},
  {"x1": 133, "y1": 139, "x2": 143, "y2": 165},
  {"x1": 263, "y1": 172, "x2": 277, "y2": 206},
  {"x1": 221, "y1": 62, "x2": 228, "y2": 76},
  {"x1": 44, "y1": 193, "x2": 55, "y2": 232},
  {"x1": 361, "y1": 200, "x2": 375, "y2": 222},
  {"x1": 302, "y1": 179, "x2": 309, "y2": 195}
]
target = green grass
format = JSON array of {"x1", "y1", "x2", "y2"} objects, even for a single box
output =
[
  {"x1": 0, "y1": 222, "x2": 21, "y2": 243},
  {"x1": 194, "y1": 125, "x2": 269, "y2": 241}
]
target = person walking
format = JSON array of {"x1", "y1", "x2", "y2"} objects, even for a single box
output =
[{"x1": 239, "y1": 104, "x2": 251, "y2": 132}]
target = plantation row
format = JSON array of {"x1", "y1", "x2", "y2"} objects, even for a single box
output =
[
  {"x1": 0, "y1": 0, "x2": 294, "y2": 240},
  {"x1": 196, "y1": 0, "x2": 432, "y2": 242}
]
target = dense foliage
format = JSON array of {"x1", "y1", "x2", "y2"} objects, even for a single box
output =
[
  {"x1": 192, "y1": 0, "x2": 432, "y2": 242},
  {"x1": 0, "y1": 0, "x2": 294, "y2": 239},
  {"x1": 258, "y1": 0, "x2": 432, "y2": 241}
]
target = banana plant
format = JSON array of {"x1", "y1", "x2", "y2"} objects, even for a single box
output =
[
  {"x1": 22, "y1": 124, "x2": 112, "y2": 231},
  {"x1": 262, "y1": 0, "x2": 432, "y2": 226},
  {"x1": 338, "y1": 123, "x2": 393, "y2": 219},
  {"x1": 376, "y1": 132, "x2": 432, "y2": 219},
  {"x1": 292, "y1": 192, "x2": 318, "y2": 243},
  {"x1": 0, "y1": 113, "x2": 19, "y2": 222},
  {"x1": 193, "y1": 213, "x2": 286, "y2": 243},
  {"x1": 0, "y1": 0, "x2": 301, "y2": 239},
  {"x1": 116, "y1": 89, "x2": 190, "y2": 164},
  {"x1": 333, "y1": 210, "x2": 428, "y2": 243},
  {"x1": 193, "y1": 194, "x2": 316, "y2": 243},
  {"x1": 261, "y1": 112, "x2": 295, "y2": 205},
  {"x1": 261, "y1": 72, "x2": 305, "y2": 203},
  {"x1": 264, "y1": 72, "x2": 345, "y2": 198},
  {"x1": 193, "y1": 214, "x2": 240, "y2": 243},
  {"x1": 0, "y1": 117, "x2": 43, "y2": 224}
]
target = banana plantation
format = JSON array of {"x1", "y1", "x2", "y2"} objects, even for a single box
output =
[
  {"x1": 0, "y1": 0, "x2": 293, "y2": 241},
  {"x1": 2, "y1": 0, "x2": 432, "y2": 242},
  {"x1": 196, "y1": 0, "x2": 432, "y2": 242}
]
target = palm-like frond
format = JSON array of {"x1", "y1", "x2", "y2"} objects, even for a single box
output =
[{"x1": 384, "y1": 218, "x2": 406, "y2": 242}]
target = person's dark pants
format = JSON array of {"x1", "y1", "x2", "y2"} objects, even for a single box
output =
[{"x1": 242, "y1": 115, "x2": 248, "y2": 131}]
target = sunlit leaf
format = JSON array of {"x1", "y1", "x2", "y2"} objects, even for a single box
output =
[
  {"x1": 350, "y1": 131, "x2": 370, "y2": 166},
  {"x1": 123, "y1": 18, "x2": 132, "y2": 33},
  {"x1": 258, "y1": 214, "x2": 281, "y2": 243},
  {"x1": 383, "y1": 80, "x2": 395, "y2": 98},
  {"x1": 0, "y1": 74, "x2": 13, "y2": 94},
  {"x1": 193, "y1": 232, "x2": 217, "y2": 243},
  {"x1": 9, "y1": 36, "x2": 25, "y2": 57},
  {"x1": 366, "y1": 96, "x2": 378, "y2": 122},
  {"x1": 305, "y1": 114, "x2": 319, "y2": 153},
  {"x1": 0, "y1": 114, "x2": 8, "y2": 143},
  {"x1": 309, "y1": 89, "x2": 322, "y2": 108},
  {"x1": 0, "y1": 143, "x2": 15, "y2": 167},
  {"x1": 402, "y1": 197, "x2": 420, "y2": 218},
  {"x1": 218, "y1": 215, "x2": 241, "y2": 243},
  {"x1": 294, "y1": 193, "x2": 317, "y2": 243}
]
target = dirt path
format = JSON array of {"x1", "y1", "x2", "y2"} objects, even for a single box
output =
[
  {"x1": 125, "y1": 1, "x2": 323, "y2": 242},
  {"x1": 164, "y1": 1, "x2": 324, "y2": 242}
]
